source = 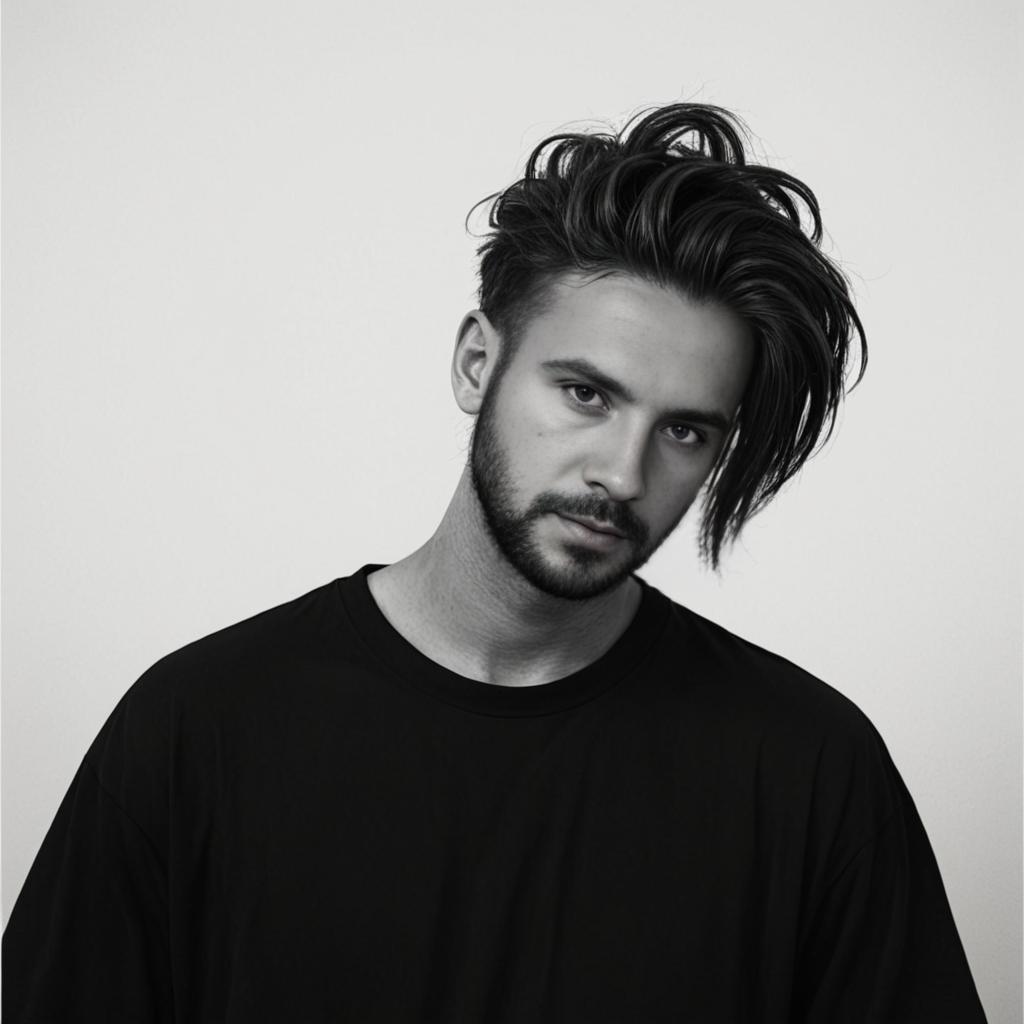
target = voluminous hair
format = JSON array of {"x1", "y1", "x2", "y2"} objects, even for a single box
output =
[{"x1": 470, "y1": 103, "x2": 867, "y2": 568}]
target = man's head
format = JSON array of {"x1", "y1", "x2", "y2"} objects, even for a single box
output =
[
  {"x1": 461, "y1": 272, "x2": 752, "y2": 600},
  {"x1": 467, "y1": 103, "x2": 866, "y2": 578}
]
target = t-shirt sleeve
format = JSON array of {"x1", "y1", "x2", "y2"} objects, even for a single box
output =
[
  {"x1": 794, "y1": 766, "x2": 987, "y2": 1023},
  {"x1": 3, "y1": 687, "x2": 175, "y2": 1023}
]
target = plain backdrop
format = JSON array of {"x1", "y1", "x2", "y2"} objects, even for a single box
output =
[{"x1": 3, "y1": 0, "x2": 1021, "y2": 1019}]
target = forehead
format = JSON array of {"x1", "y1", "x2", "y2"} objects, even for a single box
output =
[{"x1": 509, "y1": 272, "x2": 753, "y2": 413}]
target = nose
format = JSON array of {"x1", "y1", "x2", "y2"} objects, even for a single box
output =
[{"x1": 582, "y1": 421, "x2": 648, "y2": 503}]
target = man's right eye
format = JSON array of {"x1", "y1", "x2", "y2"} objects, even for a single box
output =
[{"x1": 564, "y1": 384, "x2": 605, "y2": 408}]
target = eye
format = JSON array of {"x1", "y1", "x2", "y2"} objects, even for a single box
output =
[
  {"x1": 665, "y1": 424, "x2": 705, "y2": 447},
  {"x1": 563, "y1": 384, "x2": 607, "y2": 409}
]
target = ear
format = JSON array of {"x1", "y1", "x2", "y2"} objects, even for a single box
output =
[{"x1": 451, "y1": 310, "x2": 505, "y2": 415}]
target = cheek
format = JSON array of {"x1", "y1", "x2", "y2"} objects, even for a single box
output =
[
  {"x1": 643, "y1": 461, "x2": 709, "y2": 523},
  {"x1": 525, "y1": 431, "x2": 578, "y2": 482},
  {"x1": 490, "y1": 408, "x2": 570, "y2": 490}
]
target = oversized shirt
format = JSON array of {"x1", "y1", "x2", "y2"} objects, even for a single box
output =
[{"x1": 3, "y1": 565, "x2": 988, "y2": 1022}]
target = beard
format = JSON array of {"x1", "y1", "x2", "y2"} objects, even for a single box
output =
[{"x1": 469, "y1": 379, "x2": 683, "y2": 601}]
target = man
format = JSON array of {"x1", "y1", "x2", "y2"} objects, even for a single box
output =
[{"x1": 4, "y1": 104, "x2": 987, "y2": 1021}]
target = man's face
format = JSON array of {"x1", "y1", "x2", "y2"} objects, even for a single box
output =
[{"x1": 469, "y1": 272, "x2": 753, "y2": 600}]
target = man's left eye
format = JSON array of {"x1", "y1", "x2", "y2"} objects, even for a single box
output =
[{"x1": 666, "y1": 424, "x2": 704, "y2": 446}]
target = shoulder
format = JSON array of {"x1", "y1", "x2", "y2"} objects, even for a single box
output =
[
  {"x1": 659, "y1": 597, "x2": 874, "y2": 737},
  {"x1": 649, "y1": 594, "x2": 902, "y2": 815},
  {"x1": 648, "y1": 595, "x2": 910, "y2": 866},
  {"x1": 134, "y1": 574, "x2": 360, "y2": 706},
  {"x1": 151, "y1": 576, "x2": 346, "y2": 684},
  {"x1": 83, "y1": 576, "x2": 353, "y2": 782}
]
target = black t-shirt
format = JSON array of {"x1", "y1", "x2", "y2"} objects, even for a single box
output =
[{"x1": 3, "y1": 566, "x2": 987, "y2": 1022}]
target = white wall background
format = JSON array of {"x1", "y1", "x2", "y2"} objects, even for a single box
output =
[{"x1": 3, "y1": 0, "x2": 1020, "y2": 1018}]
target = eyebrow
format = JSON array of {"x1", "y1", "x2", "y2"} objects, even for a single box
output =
[{"x1": 540, "y1": 357, "x2": 734, "y2": 433}]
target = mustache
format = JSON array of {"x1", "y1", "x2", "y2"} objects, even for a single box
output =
[{"x1": 526, "y1": 492, "x2": 648, "y2": 544}]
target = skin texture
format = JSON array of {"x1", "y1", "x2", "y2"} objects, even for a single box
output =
[{"x1": 369, "y1": 271, "x2": 753, "y2": 686}]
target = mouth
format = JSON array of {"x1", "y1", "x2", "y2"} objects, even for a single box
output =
[{"x1": 556, "y1": 513, "x2": 628, "y2": 540}]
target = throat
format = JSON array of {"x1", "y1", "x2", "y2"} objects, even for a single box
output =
[{"x1": 368, "y1": 540, "x2": 642, "y2": 688}]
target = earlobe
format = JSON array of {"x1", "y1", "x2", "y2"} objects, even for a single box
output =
[{"x1": 451, "y1": 311, "x2": 502, "y2": 415}]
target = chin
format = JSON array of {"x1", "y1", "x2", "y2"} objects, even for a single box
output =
[{"x1": 511, "y1": 546, "x2": 638, "y2": 602}]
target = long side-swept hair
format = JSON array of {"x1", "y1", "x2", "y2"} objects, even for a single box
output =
[{"x1": 469, "y1": 103, "x2": 867, "y2": 568}]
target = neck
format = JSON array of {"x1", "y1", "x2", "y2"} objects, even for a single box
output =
[{"x1": 368, "y1": 469, "x2": 641, "y2": 687}]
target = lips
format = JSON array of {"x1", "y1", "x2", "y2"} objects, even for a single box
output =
[{"x1": 558, "y1": 513, "x2": 627, "y2": 538}]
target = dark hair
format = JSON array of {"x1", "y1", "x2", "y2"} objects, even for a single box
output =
[{"x1": 469, "y1": 103, "x2": 867, "y2": 568}]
